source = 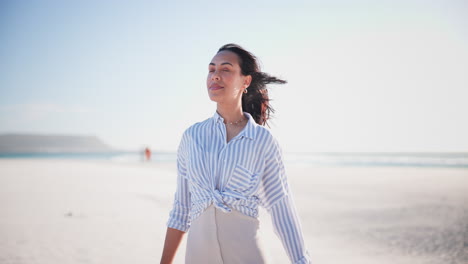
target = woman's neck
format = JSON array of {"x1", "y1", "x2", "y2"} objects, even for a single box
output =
[{"x1": 216, "y1": 103, "x2": 244, "y2": 124}]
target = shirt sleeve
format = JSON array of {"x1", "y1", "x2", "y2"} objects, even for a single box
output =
[
  {"x1": 258, "y1": 136, "x2": 311, "y2": 264},
  {"x1": 166, "y1": 131, "x2": 192, "y2": 232}
]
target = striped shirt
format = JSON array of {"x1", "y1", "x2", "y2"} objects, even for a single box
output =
[{"x1": 167, "y1": 111, "x2": 311, "y2": 264}]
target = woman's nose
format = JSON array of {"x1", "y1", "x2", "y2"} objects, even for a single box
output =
[{"x1": 211, "y1": 70, "x2": 221, "y2": 80}]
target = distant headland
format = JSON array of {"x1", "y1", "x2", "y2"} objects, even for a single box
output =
[{"x1": 0, "y1": 133, "x2": 115, "y2": 153}]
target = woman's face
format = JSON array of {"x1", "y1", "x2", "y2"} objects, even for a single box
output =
[{"x1": 207, "y1": 50, "x2": 251, "y2": 104}]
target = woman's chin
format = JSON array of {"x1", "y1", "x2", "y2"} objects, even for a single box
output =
[
  {"x1": 208, "y1": 93, "x2": 223, "y2": 103},
  {"x1": 209, "y1": 98, "x2": 222, "y2": 103}
]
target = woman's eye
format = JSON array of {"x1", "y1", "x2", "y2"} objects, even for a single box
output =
[{"x1": 208, "y1": 69, "x2": 229, "y2": 73}]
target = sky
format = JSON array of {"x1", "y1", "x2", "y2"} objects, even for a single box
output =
[{"x1": 1, "y1": 0, "x2": 467, "y2": 153}]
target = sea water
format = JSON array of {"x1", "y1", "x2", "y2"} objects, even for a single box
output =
[
  {"x1": 1, "y1": 152, "x2": 467, "y2": 168},
  {"x1": 283, "y1": 152, "x2": 468, "y2": 168}
]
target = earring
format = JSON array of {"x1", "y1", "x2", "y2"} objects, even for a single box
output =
[{"x1": 244, "y1": 88, "x2": 248, "y2": 94}]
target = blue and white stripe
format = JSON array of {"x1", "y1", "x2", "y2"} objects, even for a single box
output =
[{"x1": 167, "y1": 111, "x2": 311, "y2": 264}]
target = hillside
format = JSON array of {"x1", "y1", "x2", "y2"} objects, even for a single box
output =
[{"x1": 0, "y1": 133, "x2": 115, "y2": 153}]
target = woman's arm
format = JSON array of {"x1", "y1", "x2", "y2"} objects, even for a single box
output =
[
  {"x1": 160, "y1": 227, "x2": 186, "y2": 264},
  {"x1": 162, "y1": 131, "x2": 191, "y2": 263},
  {"x1": 259, "y1": 136, "x2": 311, "y2": 264}
]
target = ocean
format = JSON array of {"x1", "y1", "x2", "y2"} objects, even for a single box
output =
[{"x1": 1, "y1": 152, "x2": 467, "y2": 168}]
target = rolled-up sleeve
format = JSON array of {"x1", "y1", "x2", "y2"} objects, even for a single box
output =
[
  {"x1": 166, "y1": 131, "x2": 191, "y2": 232},
  {"x1": 258, "y1": 136, "x2": 311, "y2": 264}
]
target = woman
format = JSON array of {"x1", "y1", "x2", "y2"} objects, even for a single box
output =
[{"x1": 160, "y1": 44, "x2": 311, "y2": 264}]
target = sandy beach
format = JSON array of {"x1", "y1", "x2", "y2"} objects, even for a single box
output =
[{"x1": 0, "y1": 159, "x2": 467, "y2": 264}]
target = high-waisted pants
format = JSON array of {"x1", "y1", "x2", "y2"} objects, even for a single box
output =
[{"x1": 185, "y1": 204, "x2": 267, "y2": 264}]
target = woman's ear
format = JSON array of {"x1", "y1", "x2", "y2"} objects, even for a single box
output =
[{"x1": 244, "y1": 75, "x2": 252, "y2": 88}]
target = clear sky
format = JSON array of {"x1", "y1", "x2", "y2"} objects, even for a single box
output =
[{"x1": 1, "y1": 0, "x2": 467, "y2": 152}]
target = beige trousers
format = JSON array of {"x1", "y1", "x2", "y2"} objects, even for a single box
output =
[{"x1": 185, "y1": 204, "x2": 267, "y2": 264}]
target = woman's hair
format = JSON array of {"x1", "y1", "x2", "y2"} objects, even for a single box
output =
[{"x1": 217, "y1": 43, "x2": 287, "y2": 126}]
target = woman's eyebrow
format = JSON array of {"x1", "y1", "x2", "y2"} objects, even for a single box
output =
[{"x1": 209, "y1": 62, "x2": 234, "y2": 66}]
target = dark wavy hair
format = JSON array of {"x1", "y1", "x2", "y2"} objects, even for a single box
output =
[{"x1": 217, "y1": 43, "x2": 287, "y2": 126}]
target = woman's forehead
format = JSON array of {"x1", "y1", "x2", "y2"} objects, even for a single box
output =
[{"x1": 210, "y1": 50, "x2": 240, "y2": 66}]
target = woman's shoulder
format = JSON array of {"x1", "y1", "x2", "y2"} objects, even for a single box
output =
[
  {"x1": 182, "y1": 117, "x2": 213, "y2": 136},
  {"x1": 249, "y1": 122, "x2": 281, "y2": 147}
]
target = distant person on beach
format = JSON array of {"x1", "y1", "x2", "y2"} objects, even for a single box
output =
[
  {"x1": 144, "y1": 147, "x2": 151, "y2": 162},
  {"x1": 160, "y1": 44, "x2": 311, "y2": 263}
]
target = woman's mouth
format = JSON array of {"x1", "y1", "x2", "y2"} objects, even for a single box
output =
[{"x1": 209, "y1": 84, "x2": 224, "y2": 90}]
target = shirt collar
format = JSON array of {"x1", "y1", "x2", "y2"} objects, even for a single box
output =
[{"x1": 212, "y1": 111, "x2": 257, "y2": 140}]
